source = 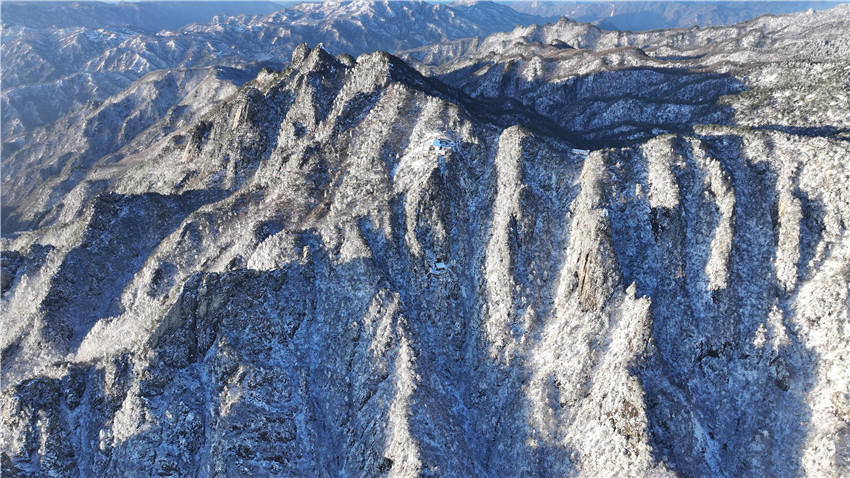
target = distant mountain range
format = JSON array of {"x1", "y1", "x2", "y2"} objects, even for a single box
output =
[
  {"x1": 0, "y1": 0, "x2": 544, "y2": 141},
  {"x1": 503, "y1": 1, "x2": 843, "y2": 31}
]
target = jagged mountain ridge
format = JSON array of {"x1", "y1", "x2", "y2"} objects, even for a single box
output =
[
  {"x1": 0, "y1": 46, "x2": 566, "y2": 235},
  {"x1": 1, "y1": 0, "x2": 550, "y2": 234},
  {"x1": 404, "y1": 5, "x2": 850, "y2": 67},
  {"x1": 503, "y1": 1, "x2": 842, "y2": 31},
  {"x1": 6, "y1": 2, "x2": 846, "y2": 234},
  {"x1": 0, "y1": 0, "x2": 545, "y2": 140},
  {"x1": 2, "y1": 27, "x2": 850, "y2": 477}
]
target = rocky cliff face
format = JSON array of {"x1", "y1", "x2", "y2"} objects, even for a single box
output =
[
  {"x1": 3, "y1": 5, "x2": 850, "y2": 478},
  {"x1": 1, "y1": 0, "x2": 547, "y2": 233}
]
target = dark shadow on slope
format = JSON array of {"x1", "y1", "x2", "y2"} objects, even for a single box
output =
[
  {"x1": 359, "y1": 158, "x2": 494, "y2": 475},
  {"x1": 348, "y1": 144, "x2": 491, "y2": 473},
  {"x1": 103, "y1": 249, "x2": 411, "y2": 476},
  {"x1": 0, "y1": 374, "x2": 82, "y2": 476},
  {"x1": 106, "y1": 263, "x2": 321, "y2": 476},
  {"x1": 37, "y1": 190, "x2": 222, "y2": 356},
  {"x1": 359, "y1": 130, "x2": 580, "y2": 475},
  {"x1": 604, "y1": 148, "x2": 660, "y2": 299},
  {"x1": 606, "y1": 136, "x2": 817, "y2": 476},
  {"x1": 648, "y1": 54, "x2": 707, "y2": 61},
  {"x1": 374, "y1": 52, "x2": 586, "y2": 145},
  {"x1": 0, "y1": 66, "x2": 264, "y2": 236},
  {"x1": 1, "y1": 244, "x2": 53, "y2": 297},
  {"x1": 437, "y1": 63, "x2": 747, "y2": 149},
  {"x1": 755, "y1": 125, "x2": 850, "y2": 140},
  {"x1": 794, "y1": 188, "x2": 826, "y2": 282},
  {"x1": 3, "y1": 262, "x2": 318, "y2": 476}
]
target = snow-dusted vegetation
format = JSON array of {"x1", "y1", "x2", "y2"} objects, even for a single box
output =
[{"x1": 2, "y1": 2, "x2": 849, "y2": 477}]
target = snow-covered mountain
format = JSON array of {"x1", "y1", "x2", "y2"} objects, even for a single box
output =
[
  {"x1": 2, "y1": 3, "x2": 850, "y2": 478},
  {"x1": 403, "y1": 5, "x2": 850, "y2": 144},
  {"x1": 0, "y1": 0, "x2": 545, "y2": 140},
  {"x1": 504, "y1": 1, "x2": 842, "y2": 31},
  {"x1": 1, "y1": 65, "x2": 256, "y2": 233}
]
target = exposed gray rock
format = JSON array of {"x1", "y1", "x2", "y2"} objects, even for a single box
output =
[{"x1": 2, "y1": 6, "x2": 850, "y2": 478}]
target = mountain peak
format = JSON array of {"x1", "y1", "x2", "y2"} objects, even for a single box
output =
[
  {"x1": 288, "y1": 42, "x2": 344, "y2": 76},
  {"x1": 291, "y1": 42, "x2": 311, "y2": 65},
  {"x1": 303, "y1": 43, "x2": 340, "y2": 70}
]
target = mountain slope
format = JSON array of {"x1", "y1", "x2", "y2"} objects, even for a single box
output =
[
  {"x1": 1, "y1": 65, "x2": 254, "y2": 233},
  {"x1": 401, "y1": 5, "x2": 850, "y2": 145},
  {"x1": 2, "y1": 37, "x2": 850, "y2": 478}
]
